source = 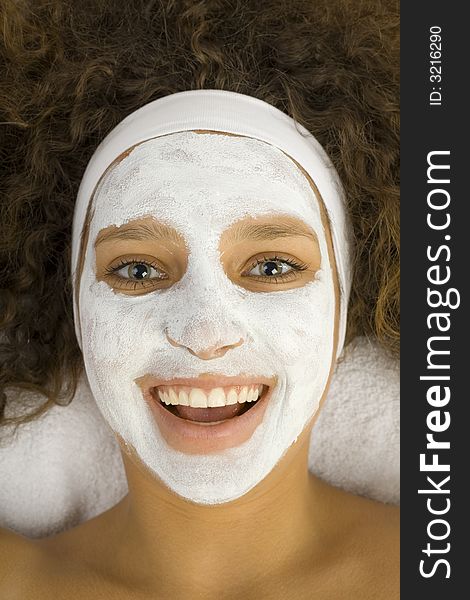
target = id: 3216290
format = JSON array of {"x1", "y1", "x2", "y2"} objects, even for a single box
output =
[{"x1": 429, "y1": 25, "x2": 442, "y2": 107}]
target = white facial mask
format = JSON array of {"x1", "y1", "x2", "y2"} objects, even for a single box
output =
[{"x1": 78, "y1": 131, "x2": 336, "y2": 505}]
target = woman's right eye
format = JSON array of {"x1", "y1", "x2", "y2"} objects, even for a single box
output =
[
  {"x1": 115, "y1": 262, "x2": 165, "y2": 281},
  {"x1": 104, "y1": 259, "x2": 169, "y2": 289}
]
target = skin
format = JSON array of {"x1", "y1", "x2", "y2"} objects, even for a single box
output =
[{"x1": 0, "y1": 132, "x2": 399, "y2": 599}]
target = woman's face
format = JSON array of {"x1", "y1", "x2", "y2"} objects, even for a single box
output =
[{"x1": 76, "y1": 131, "x2": 339, "y2": 504}]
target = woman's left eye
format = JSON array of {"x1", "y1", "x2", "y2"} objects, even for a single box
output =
[{"x1": 245, "y1": 256, "x2": 308, "y2": 281}]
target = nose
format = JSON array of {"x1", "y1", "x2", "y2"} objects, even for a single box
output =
[{"x1": 164, "y1": 328, "x2": 244, "y2": 360}]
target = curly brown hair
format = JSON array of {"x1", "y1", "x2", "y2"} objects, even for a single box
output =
[{"x1": 0, "y1": 0, "x2": 399, "y2": 429}]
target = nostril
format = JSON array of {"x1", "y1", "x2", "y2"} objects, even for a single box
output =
[
  {"x1": 217, "y1": 338, "x2": 244, "y2": 355},
  {"x1": 190, "y1": 346, "x2": 227, "y2": 360},
  {"x1": 164, "y1": 328, "x2": 177, "y2": 345}
]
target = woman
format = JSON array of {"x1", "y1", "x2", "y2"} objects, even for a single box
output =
[{"x1": 0, "y1": 0, "x2": 399, "y2": 598}]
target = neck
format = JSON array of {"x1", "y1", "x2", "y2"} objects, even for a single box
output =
[{"x1": 111, "y1": 430, "x2": 321, "y2": 595}]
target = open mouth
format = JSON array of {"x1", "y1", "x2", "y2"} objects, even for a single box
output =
[{"x1": 150, "y1": 384, "x2": 269, "y2": 425}]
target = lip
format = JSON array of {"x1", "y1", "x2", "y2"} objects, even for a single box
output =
[{"x1": 136, "y1": 374, "x2": 277, "y2": 454}]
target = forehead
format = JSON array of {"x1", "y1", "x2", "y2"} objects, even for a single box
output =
[{"x1": 88, "y1": 131, "x2": 323, "y2": 240}]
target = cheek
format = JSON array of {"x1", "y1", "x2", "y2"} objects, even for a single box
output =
[
  {"x1": 246, "y1": 275, "x2": 335, "y2": 367},
  {"x1": 80, "y1": 280, "x2": 167, "y2": 370}
]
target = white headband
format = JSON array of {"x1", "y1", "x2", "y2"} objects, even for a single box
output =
[{"x1": 71, "y1": 89, "x2": 353, "y2": 357}]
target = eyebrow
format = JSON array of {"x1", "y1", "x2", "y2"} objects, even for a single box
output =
[
  {"x1": 94, "y1": 218, "x2": 318, "y2": 247},
  {"x1": 95, "y1": 221, "x2": 184, "y2": 247},
  {"x1": 225, "y1": 220, "x2": 318, "y2": 244}
]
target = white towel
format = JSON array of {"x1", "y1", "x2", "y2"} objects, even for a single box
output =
[{"x1": 0, "y1": 336, "x2": 399, "y2": 539}]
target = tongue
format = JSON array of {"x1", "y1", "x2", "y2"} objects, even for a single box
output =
[{"x1": 174, "y1": 403, "x2": 248, "y2": 422}]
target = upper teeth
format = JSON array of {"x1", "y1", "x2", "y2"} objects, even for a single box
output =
[{"x1": 155, "y1": 384, "x2": 264, "y2": 408}]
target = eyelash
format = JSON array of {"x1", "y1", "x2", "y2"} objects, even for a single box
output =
[
  {"x1": 104, "y1": 258, "x2": 167, "y2": 290},
  {"x1": 245, "y1": 255, "x2": 309, "y2": 283},
  {"x1": 104, "y1": 254, "x2": 309, "y2": 289}
]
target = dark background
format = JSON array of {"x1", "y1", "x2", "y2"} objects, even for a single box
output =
[{"x1": 401, "y1": 2, "x2": 468, "y2": 597}]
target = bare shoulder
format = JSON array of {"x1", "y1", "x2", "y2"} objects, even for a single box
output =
[
  {"x1": 338, "y1": 489, "x2": 399, "y2": 599},
  {"x1": 0, "y1": 500, "x2": 143, "y2": 599},
  {"x1": 308, "y1": 480, "x2": 400, "y2": 600},
  {"x1": 345, "y1": 488, "x2": 400, "y2": 532},
  {"x1": 349, "y1": 494, "x2": 400, "y2": 599},
  {"x1": 0, "y1": 510, "x2": 114, "y2": 598},
  {"x1": 0, "y1": 517, "x2": 128, "y2": 600},
  {"x1": 317, "y1": 477, "x2": 399, "y2": 538}
]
